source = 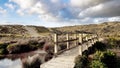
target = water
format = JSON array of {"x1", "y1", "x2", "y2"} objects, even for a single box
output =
[
  {"x1": 0, "y1": 59, "x2": 22, "y2": 68},
  {"x1": 0, "y1": 50, "x2": 47, "y2": 68}
]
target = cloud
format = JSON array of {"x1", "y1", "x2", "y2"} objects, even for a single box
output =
[
  {"x1": 10, "y1": 0, "x2": 38, "y2": 9},
  {"x1": 70, "y1": 0, "x2": 112, "y2": 9},
  {"x1": 0, "y1": 22, "x2": 22, "y2": 25},
  {"x1": 10, "y1": 0, "x2": 70, "y2": 21},
  {"x1": 108, "y1": 16, "x2": 120, "y2": 21},
  {"x1": 79, "y1": 0, "x2": 120, "y2": 18},
  {"x1": 5, "y1": 3, "x2": 15, "y2": 10},
  {"x1": 8, "y1": 0, "x2": 120, "y2": 25},
  {"x1": 0, "y1": 7, "x2": 7, "y2": 14},
  {"x1": 16, "y1": 9, "x2": 24, "y2": 16}
]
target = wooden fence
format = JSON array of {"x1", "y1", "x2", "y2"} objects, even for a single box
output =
[{"x1": 52, "y1": 31, "x2": 98, "y2": 56}]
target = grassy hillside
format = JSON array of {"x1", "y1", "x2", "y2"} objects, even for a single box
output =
[
  {"x1": 0, "y1": 25, "x2": 27, "y2": 35},
  {"x1": 0, "y1": 22, "x2": 119, "y2": 38},
  {"x1": 54, "y1": 22, "x2": 120, "y2": 37},
  {"x1": 0, "y1": 25, "x2": 50, "y2": 37},
  {"x1": 27, "y1": 25, "x2": 50, "y2": 33}
]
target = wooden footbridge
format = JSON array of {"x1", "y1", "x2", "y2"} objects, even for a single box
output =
[{"x1": 41, "y1": 31, "x2": 99, "y2": 68}]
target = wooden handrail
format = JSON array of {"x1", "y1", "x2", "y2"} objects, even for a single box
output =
[
  {"x1": 53, "y1": 32, "x2": 99, "y2": 56},
  {"x1": 54, "y1": 38, "x2": 78, "y2": 43}
]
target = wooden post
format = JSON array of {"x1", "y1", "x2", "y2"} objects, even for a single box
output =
[
  {"x1": 85, "y1": 35, "x2": 88, "y2": 41},
  {"x1": 66, "y1": 33, "x2": 69, "y2": 49},
  {"x1": 93, "y1": 35, "x2": 95, "y2": 43},
  {"x1": 79, "y1": 33, "x2": 83, "y2": 55},
  {"x1": 79, "y1": 45, "x2": 82, "y2": 55},
  {"x1": 86, "y1": 42, "x2": 89, "y2": 50},
  {"x1": 54, "y1": 33, "x2": 58, "y2": 54},
  {"x1": 74, "y1": 33, "x2": 77, "y2": 46},
  {"x1": 79, "y1": 33, "x2": 82, "y2": 44}
]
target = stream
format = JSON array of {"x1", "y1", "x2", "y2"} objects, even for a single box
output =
[{"x1": 0, "y1": 49, "x2": 47, "y2": 68}]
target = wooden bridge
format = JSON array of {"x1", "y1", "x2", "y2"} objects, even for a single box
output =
[{"x1": 41, "y1": 31, "x2": 99, "y2": 68}]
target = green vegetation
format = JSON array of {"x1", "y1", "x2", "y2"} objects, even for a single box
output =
[
  {"x1": 34, "y1": 26, "x2": 50, "y2": 33},
  {"x1": 0, "y1": 42, "x2": 8, "y2": 54},
  {"x1": 0, "y1": 25, "x2": 27, "y2": 35},
  {"x1": 0, "y1": 39, "x2": 45, "y2": 54},
  {"x1": 0, "y1": 22, "x2": 120, "y2": 38},
  {"x1": 105, "y1": 37, "x2": 120, "y2": 48},
  {"x1": 6, "y1": 40, "x2": 45, "y2": 54},
  {"x1": 0, "y1": 49, "x2": 6, "y2": 54},
  {"x1": 93, "y1": 51, "x2": 117, "y2": 68},
  {"x1": 90, "y1": 60, "x2": 107, "y2": 68},
  {"x1": 74, "y1": 40, "x2": 118, "y2": 68},
  {"x1": 74, "y1": 55, "x2": 89, "y2": 68}
]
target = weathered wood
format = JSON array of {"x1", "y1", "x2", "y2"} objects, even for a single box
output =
[
  {"x1": 74, "y1": 33, "x2": 77, "y2": 46},
  {"x1": 55, "y1": 38, "x2": 78, "y2": 44},
  {"x1": 41, "y1": 32, "x2": 99, "y2": 68},
  {"x1": 79, "y1": 33, "x2": 82, "y2": 44},
  {"x1": 53, "y1": 32, "x2": 98, "y2": 56},
  {"x1": 78, "y1": 33, "x2": 83, "y2": 55},
  {"x1": 66, "y1": 33, "x2": 69, "y2": 49},
  {"x1": 54, "y1": 33, "x2": 58, "y2": 54},
  {"x1": 79, "y1": 45, "x2": 82, "y2": 55}
]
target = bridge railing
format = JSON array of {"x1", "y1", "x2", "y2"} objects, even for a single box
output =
[{"x1": 52, "y1": 31, "x2": 99, "y2": 56}]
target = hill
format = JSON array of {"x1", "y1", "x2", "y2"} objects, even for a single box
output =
[
  {"x1": 0, "y1": 25, "x2": 27, "y2": 35},
  {"x1": 54, "y1": 22, "x2": 120, "y2": 37},
  {"x1": 0, "y1": 22, "x2": 119, "y2": 38},
  {"x1": 0, "y1": 25, "x2": 50, "y2": 37}
]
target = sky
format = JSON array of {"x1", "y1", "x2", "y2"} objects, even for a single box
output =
[{"x1": 0, "y1": 0, "x2": 120, "y2": 27}]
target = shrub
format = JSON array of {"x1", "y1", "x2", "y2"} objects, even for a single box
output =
[
  {"x1": 29, "y1": 40, "x2": 38, "y2": 46},
  {"x1": 43, "y1": 45, "x2": 54, "y2": 52},
  {"x1": 36, "y1": 40, "x2": 45, "y2": 49},
  {"x1": 94, "y1": 42, "x2": 106, "y2": 51},
  {"x1": 101, "y1": 51, "x2": 117, "y2": 68},
  {"x1": 0, "y1": 42, "x2": 8, "y2": 54},
  {"x1": 7, "y1": 44, "x2": 20, "y2": 53},
  {"x1": 0, "y1": 42, "x2": 8, "y2": 49},
  {"x1": 106, "y1": 37, "x2": 120, "y2": 48},
  {"x1": 7, "y1": 42, "x2": 36, "y2": 54},
  {"x1": 93, "y1": 51, "x2": 104, "y2": 61},
  {"x1": 90, "y1": 60, "x2": 107, "y2": 68},
  {"x1": 82, "y1": 50, "x2": 89, "y2": 56},
  {"x1": 93, "y1": 51, "x2": 117, "y2": 68},
  {"x1": 23, "y1": 57, "x2": 41, "y2": 68},
  {"x1": 0, "y1": 49, "x2": 5, "y2": 54},
  {"x1": 88, "y1": 47, "x2": 95, "y2": 55},
  {"x1": 74, "y1": 55, "x2": 89, "y2": 68}
]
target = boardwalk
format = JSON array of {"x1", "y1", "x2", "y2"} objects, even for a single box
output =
[
  {"x1": 41, "y1": 46, "x2": 79, "y2": 68},
  {"x1": 41, "y1": 31, "x2": 98, "y2": 68}
]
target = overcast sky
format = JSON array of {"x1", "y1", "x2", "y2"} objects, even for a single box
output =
[{"x1": 0, "y1": 0, "x2": 120, "y2": 27}]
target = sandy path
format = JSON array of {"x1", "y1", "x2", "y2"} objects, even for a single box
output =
[{"x1": 24, "y1": 26, "x2": 40, "y2": 37}]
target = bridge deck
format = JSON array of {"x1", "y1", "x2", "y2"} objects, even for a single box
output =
[{"x1": 40, "y1": 46, "x2": 80, "y2": 68}]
